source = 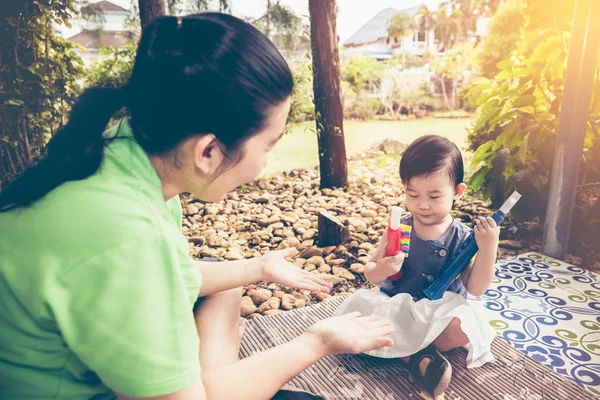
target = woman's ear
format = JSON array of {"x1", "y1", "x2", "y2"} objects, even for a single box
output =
[
  {"x1": 454, "y1": 183, "x2": 467, "y2": 200},
  {"x1": 192, "y1": 134, "x2": 223, "y2": 176}
]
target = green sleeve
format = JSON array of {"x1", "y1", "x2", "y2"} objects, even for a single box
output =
[
  {"x1": 43, "y1": 229, "x2": 200, "y2": 397},
  {"x1": 166, "y1": 195, "x2": 184, "y2": 228}
]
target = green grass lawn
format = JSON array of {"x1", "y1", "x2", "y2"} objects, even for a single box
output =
[{"x1": 262, "y1": 117, "x2": 473, "y2": 175}]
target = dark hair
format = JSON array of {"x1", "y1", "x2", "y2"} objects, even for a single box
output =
[
  {"x1": 399, "y1": 135, "x2": 464, "y2": 187},
  {"x1": 0, "y1": 13, "x2": 293, "y2": 211}
]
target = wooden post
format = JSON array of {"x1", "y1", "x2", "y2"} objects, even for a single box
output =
[
  {"x1": 138, "y1": 0, "x2": 165, "y2": 30},
  {"x1": 318, "y1": 210, "x2": 349, "y2": 247},
  {"x1": 542, "y1": 0, "x2": 600, "y2": 259},
  {"x1": 308, "y1": 0, "x2": 348, "y2": 189}
]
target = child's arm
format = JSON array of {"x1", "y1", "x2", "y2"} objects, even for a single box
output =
[
  {"x1": 364, "y1": 230, "x2": 405, "y2": 285},
  {"x1": 463, "y1": 216, "x2": 500, "y2": 296}
]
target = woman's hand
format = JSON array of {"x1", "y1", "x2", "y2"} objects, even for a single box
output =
[
  {"x1": 304, "y1": 312, "x2": 395, "y2": 355},
  {"x1": 260, "y1": 248, "x2": 332, "y2": 293}
]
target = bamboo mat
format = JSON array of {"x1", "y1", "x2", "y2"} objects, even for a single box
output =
[{"x1": 240, "y1": 296, "x2": 595, "y2": 400}]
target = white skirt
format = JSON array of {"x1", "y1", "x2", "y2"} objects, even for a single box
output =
[{"x1": 333, "y1": 289, "x2": 495, "y2": 368}]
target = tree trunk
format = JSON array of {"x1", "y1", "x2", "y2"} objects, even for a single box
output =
[
  {"x1": 308, "y1": 0, "x2": 348, "y2": 189},
  {"x1": 318, "y1": 210, "x2": 349, "y2": 247},
  {"x1": 139, "y1": 0, "x2": 165, "y2": 30},
  {"x1": 451, "y1": 76, "x2": 457, "y2": 110},
  {"x1": 439, "y1": 76, "x2": 451, "y2": 110},
  {"x1": 265, "y1": 0, "x2": 271, "y2": 39}
]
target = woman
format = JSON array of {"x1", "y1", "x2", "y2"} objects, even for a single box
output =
[{"x1": 0, "y1": 13, "x2": 394, "y2": 400}]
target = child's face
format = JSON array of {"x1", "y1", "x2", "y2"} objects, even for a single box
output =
[{"x1": 403, "y1": 173, "x2": 466, "y2": 226}]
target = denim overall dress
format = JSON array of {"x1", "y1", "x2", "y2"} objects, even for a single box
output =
[{"x1": 379, "y1": 214, "x2": 472, "y2": 300}]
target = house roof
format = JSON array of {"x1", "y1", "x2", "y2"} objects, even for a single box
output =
[
  {"x1": 94, "y1": 1, "x2": 128, "y2": 13},
  {"x1": 343, "y1": 5, "x2": 421, "y2": 47},
  {"x1": 68, "y1": 30, "x2": 134, "y2": 49}
]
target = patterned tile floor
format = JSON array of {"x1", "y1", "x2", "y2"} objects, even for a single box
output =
[{"x1": 470, "y1": 252, "x2": 600, "y2": 396}]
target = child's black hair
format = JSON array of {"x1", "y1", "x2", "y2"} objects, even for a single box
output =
[{"x1": 400, "y1": 135, "x2": 464, "y2": 187}]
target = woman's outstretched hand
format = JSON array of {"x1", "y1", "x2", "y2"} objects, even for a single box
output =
[
  {"x1": 305, "y1": 312, "x2": 395, "y2": 355},
  {"x1": 260, "y1": 248, "x2": 332, "y2": 293}
]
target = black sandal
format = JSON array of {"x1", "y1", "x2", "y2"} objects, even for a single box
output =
[{"x1": 406, "y1": 346, "x2": 452, "y2": 397}]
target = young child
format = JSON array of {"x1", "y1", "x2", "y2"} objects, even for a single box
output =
[{"x1": 335, "y1": 135, "x2": 500, "y2": 398}]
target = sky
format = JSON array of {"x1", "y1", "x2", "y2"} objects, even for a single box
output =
[{"x1": 63, "y1": 0, "x2": 443, "y2": 42}]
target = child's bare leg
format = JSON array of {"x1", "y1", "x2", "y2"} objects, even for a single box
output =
[
  {"x1": 432, "y1": 317, "x2": 469, "y2": 352},
  {"x1": 403, "y1": 317, "x2": 468, "y2": 374},
  {"x1": 194, "y1": 287, "x2": 244, "y2": 371}
]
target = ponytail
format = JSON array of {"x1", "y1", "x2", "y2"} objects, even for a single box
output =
[{"x1": 0, "y1": 87, "x2": 125, "y2": 211}]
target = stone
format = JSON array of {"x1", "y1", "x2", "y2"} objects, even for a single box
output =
[
  {"x1": 360, "y1": 209, "x2": 378, "y2": 218},
  {"x1": 205, "y1": 205, "x2": 220, "y2": 215},
  {"x1": 315, "y1": 293, "x2": 331, "y2": 302},
  {"x1": 188, "y1": 236, "x2": 206, "y2": 245},
  {"x1": 274, "y1": 290, "x2": 286, "y2": 299},
  {"x1": 240, "y1": 296, "x2": 257, "y2": 317},
  {"x1": 256, "y1": 195, "x2": 271, "y2": 204},
  {"x1": 306, "y1": 256, "x2": 325, "y2": 266},
  {"x1": 358, "y1": 256, "x2": 371, "y2": 265},
  {"x1": 303, "y1": 229, "x2": 317, "y2": 240},
  {"x1": 213, "y1": 221, "x2": 227, "y2": 231},
  {"x1": 375, "y1": 138, "x2": 408, "y2": 155},
  {"x1": 257, "y1": 297, "x2": 281, "y2": 313},
  {"x1": 304, "y1": 263, "x2": 316, "y2": 272},
  {"x1": 298, "y1": 247, "x2": 322, "y2": 259},
  {"x1": 320, "y1": 246, "x2": 337, "y2": 256},
  {"x1": 282, "y1": 212, "x2": 300, "y2": 224},
  {"x1": 200, "y1": 248, "x2": 219, "y2": 258},
  {"x1": 263, "y1": 309, "x2": 284, "y2": 316},
  {"x1": 359, "y1": 242, "x2": 374, "y2": 251},
  {"x1": 186, "y1": 205, "x2": 199, "y2": 215},
  {"x1": 332, "y1": 266, "x2": 356, "y2": 280},
  {"x1": 294, "y1": 298, "x2": 306, "y2": 309},
  {"x1": 350, "y1": 263, "x2": 365, "y2": 274},
  {"x1": 317, "y1": 264, "x2": 332, "y2": 273},
  {"x1": 224, "y1": 251, "x2": 244, "y2": 261},
  {"x1": 247, "y1": 313, "x2": 262, "y2": 320},
  {"x1": 499, "y1": 240, "x2": 522, "y2": 250},
  {"x1": 294, "y1": 258, "x2": 307, "y2": 267},
  {"x1": 281, "y1": 294, "x2": 297, "y2": 310},
  {"x1": 248, "y1": 289, "x2": 272, "y2": 305}
]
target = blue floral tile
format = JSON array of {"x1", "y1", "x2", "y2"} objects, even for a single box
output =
[{"x1": 470, "y1": 252, "x2": 600, "y2": 396}]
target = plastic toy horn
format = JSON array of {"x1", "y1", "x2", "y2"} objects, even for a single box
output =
[{"x1": 422, "y1": 191, "x2": 522, "y2": 300}]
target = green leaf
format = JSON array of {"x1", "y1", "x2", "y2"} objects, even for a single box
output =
[
  {"x1": 470, "y1": 140, "x2": 495, "y2": 170},
  {"x1": 536, "y1": 112, "x2": 556, "y2": 121},
  {"x1": 470, "y1": 167, "x2": 488, "y2": 191},
  {"x1": 472, "y1": 77, "x2": 492, "y2": 86},
  {"x1": 519, "y1": 106, "x2": 535, "y2": 114},
  {"x1": 464, "y1": 84, "x2": 489, "y2": 99},
  {"x1": 512, "y1": 95, "x2": 537, "y2": 108},
  {"x1": 488, "y1": 110, "x2": 517, "y2": 129},
  {"x1": 497, "y1": 60, "x2": 513, "y2": 71},
  {"x1": 516, "y1": 133, "x2": 530, "y2": 164}
]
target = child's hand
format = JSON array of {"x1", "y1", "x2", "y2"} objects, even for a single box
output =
[
  {"x1": 364, "y1": 230, "x2": 405, "y2": 283},
  {"x1": 371, "y1": 230, "x2": 405, "y2": 276},
  {"x1": 375, "y1": 252, "x2": 405, "y2": 277},
  {"x1": 473, "y1": 216, "x2": 500, "y2": 252}
]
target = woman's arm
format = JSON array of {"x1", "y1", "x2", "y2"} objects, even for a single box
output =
[
  {"x1": 117, "y1": 313, "x2": 395, "y2": 400},
  {"x1": 196, "y1": 248, "x2": 332, "y2": 297},
  {"x1": 117, "y1": 332, "x2": 324, "y2": 400},
  {"x1": 196, "y1": 258, "x2": 262, "y2": 297}
]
